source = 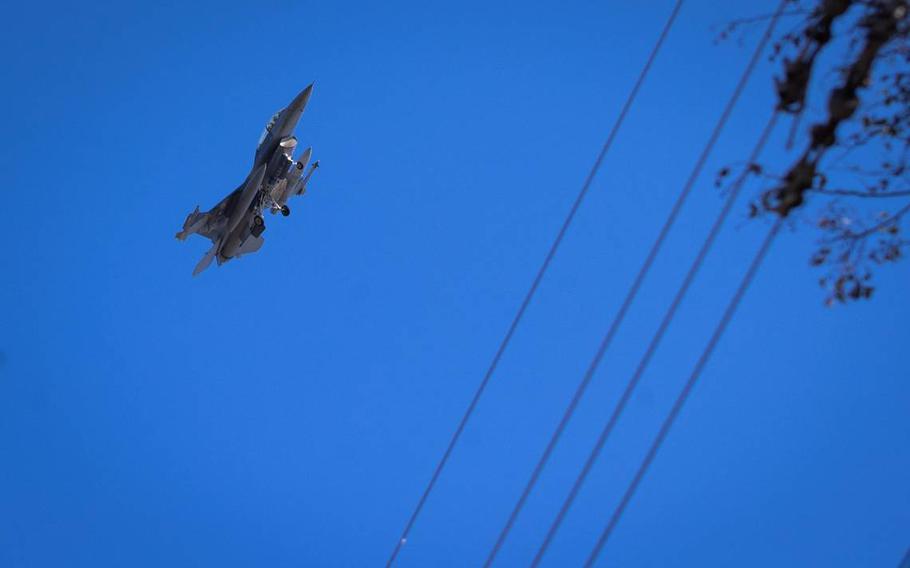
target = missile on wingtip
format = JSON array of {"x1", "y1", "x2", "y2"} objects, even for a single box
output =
[
  {"x1": 176, "y1": 205, "x2": 204, "y2": 240},
  {"x1": 293, "y1": 159, "x2": 319, "y2": 196}
]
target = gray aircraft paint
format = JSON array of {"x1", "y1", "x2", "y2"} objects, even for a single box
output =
[{"x1": 176, "y1": 83, "x2": 319, "y2": 275}]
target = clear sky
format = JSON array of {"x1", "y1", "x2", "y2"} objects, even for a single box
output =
[{"x1": 1, "y1": 1, "x2": 908, "y2": 566}]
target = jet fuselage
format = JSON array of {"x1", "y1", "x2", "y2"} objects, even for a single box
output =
[{"x1": 177, "y1": 83, "x2": 318, "y2": 275}]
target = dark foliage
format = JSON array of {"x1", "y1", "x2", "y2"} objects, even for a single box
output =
[{"x1": 719, "y1": 0, "x2": 909, "y2": 305}]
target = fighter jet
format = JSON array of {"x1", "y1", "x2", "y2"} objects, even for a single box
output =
[{"x1": 176, "y1": 83, "x2": 320, "y2": 275}]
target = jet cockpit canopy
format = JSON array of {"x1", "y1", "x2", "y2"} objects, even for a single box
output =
[{"x1": 257, "y1": 109, "x2": 284, "y2": 147}]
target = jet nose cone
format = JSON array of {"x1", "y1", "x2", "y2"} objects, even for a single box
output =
[{"x1": 291, "y1": 82, "x2": 314, "y2": 113}]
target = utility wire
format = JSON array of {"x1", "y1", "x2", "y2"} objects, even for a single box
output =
[
  {"x1": 899, "y1": 546, "x2": 910, "y2": 568},
  {"x1": 529, "y1": 105, "x2": 781, "y2": 568},
  {"x1": 580, "y1": 1, "x2": 905, "y2": 562},
  {"x1": 384, "y1": 2, "x2": 685, "y2": 565},
  {"x1": 483, "y1": 2, "x2": 788, "y2": 564},
  {"x1": 583, "y1": 218, "x2": 783, "y2": 567}
]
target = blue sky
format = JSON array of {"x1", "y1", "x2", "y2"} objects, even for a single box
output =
[{"x1": 1, "y1": 1, "x2": 908, "y2": 566}]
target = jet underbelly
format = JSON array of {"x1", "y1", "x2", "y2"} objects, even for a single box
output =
[
  {"x1": 264, "y1": 137, "x2": 297, "y2": 186},
  {"x1": 236, "y1": 235, "x2": 264, "y2": 256}
]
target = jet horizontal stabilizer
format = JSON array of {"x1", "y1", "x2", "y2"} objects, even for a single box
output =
[{"x1": 193, "y1": 245, "x2": 217, "y2": 276}]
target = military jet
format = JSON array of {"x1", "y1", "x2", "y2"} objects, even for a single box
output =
[{"x1": 176, "y1": 83, "x2": 320, "y2": 275}]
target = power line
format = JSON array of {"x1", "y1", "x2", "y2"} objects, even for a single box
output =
[
  {"x1": 583, "y1": 218, "x2": 782, "y2": 567},
  {"x1": 579, "y1": 2, "x2": 905, "y2": 561},
  {"x1": 899, "y1": 546, "x2": 910, "y2": 568},
  {"x1": 483, "y1": 2, "x2": 788, "y2": 564},
  {"x1": 383, "y1": 2, "x2": 685, "y2": 565},
  {"x1": 529, "y1": 106, "x2": 781, "y2": 568}
]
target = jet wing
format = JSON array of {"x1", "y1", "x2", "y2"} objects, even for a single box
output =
[
  {"x1": 196, "y1": 190, "x2": 239, "y2": 240},
  {"x1": 178, "y1": 164, "x2": 267, "y2": 244},
  {"x1": 177, "y1": 188, "x2": 241, "y2": 242},
  {"x1": 235, "y1": 234, "x2": 264, "y2": 257}
]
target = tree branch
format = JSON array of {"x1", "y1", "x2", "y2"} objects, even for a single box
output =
[
  {"x1": 808, "y1": 187, "x2": 910, "y2": 197},
  {"x1": 838, "y1": 201, "x2": 910, "y2": 241}
]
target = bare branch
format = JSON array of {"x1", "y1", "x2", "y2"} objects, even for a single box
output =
[
  {"x1": 808, "y1": 187, "x2": 910, "y2": 196},
  {"x1": 838, "y1": 201, "x2": 910, "y2": 240}
]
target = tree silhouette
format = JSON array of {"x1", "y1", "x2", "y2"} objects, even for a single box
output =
[{"x1": 719, "y1": 0, "x2": 909, "y2": 305}]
